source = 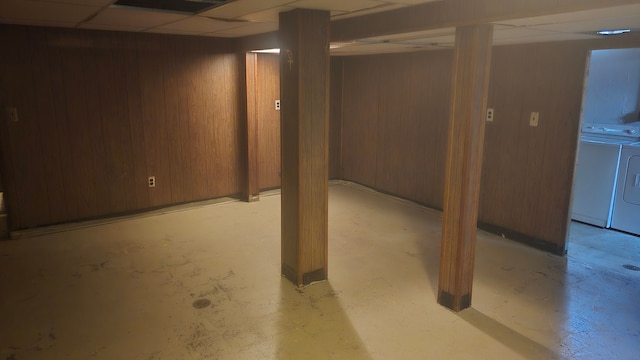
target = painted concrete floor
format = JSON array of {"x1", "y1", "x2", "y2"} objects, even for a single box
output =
[{"x1": 0, "y1": 182, "x2": 638, "y2": 359}]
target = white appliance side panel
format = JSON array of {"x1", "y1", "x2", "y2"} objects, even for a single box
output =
[
  {"x1": 612, "y1": 152, "x2": 640, "y2": 235},
  {"x1": 623, "y1": 156, "x2": 640, "y2": 205},
  {"x1": 571, "y1": 142, "x2": 622, "y2": 227}
]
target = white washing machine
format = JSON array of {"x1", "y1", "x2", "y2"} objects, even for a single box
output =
[
  {"x1": 571, "y1": 139, "x2": 625, "y2": 227},
  {"x1": 611, "y1": 142, "x2": 640, "y2": 236}
]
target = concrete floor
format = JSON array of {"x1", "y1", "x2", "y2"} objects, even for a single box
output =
[{"x1": 0, "y1": 182, "x2": 638, "y2": 359}]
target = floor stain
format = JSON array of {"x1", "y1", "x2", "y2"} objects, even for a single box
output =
[{"x1": 192, "y1": 298, "x2": 211, "y2": 309}]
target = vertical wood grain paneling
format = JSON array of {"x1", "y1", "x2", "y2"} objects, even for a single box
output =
[
  {"x1": 243, "y1": 53, "x2": 260, "y2": 200},
  {"x1": 340, "y1": 51, "x2": 451, "y2": 208},
  {"x1": 103, "y1": 34, "x2": 137, "y2": 213},
  {"x1": 480, "y1": 43, "x2": 587, "y2": 251},
  {"x1": 162, "y1": 36, "x2": 187, "y2": 204},
  {"x1": 1, "y1": 26, "x2": 50, "y2": 229},
  {"x1": 438, "y1": 24, "x2": 493, "y2": 311},
  {"x1": 256, "y1": 53, "x2": 281, "y2": 190},
  {"x1": 120, "y1": 33, "x2": 151, "y2": 210},
  {"x1": 60, "y1": 34, "x2": 101, "y2": 220},
  {"x1": 0, "y1": 25, "x2": 242, "y2": 231},
  {"x1": 329, "y1": 57, "x2": 343, "y2": 179},
  {"x1": 182, "y1": 37, "x2": 209, "y2": 201},
  {"x1": 279, "y1": 9, "x2": 330, "y2": 286},
  {"x1": 415, "y1": 51, "x2": 452, "y2": 208},
  {"x1": 341, "y1": 56, "x2": 380, "y2": 187},
  {"x1": 29, "y1": 29, "x2": 69, "y2": 224},
  {"x1": 339, "y1": 40, "x2": 624, "y2": 252},
  {"x1": 84, "y1": 33, "x2": 113, "y2": 216},
  {"x1": 376, "y1": 53, "x2": 431, "y2": 201},
  {"x1": 137, "y1": 35, "x2": 174, "y2": 207},
  {"x1": 221, "y1": 53, "x2": 244, "y2": 196}
]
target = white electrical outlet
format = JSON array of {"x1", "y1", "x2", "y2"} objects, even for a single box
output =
[
  {"x1": 486, "y1": 108, "x2": 494, "y2": 122},
  {"x1": 148, "y1": 176, "x2": 156, "y2": 188},
  {"x1": 275, "y1": 100, "x2": 281, "y2": 111},
  {"x1": 529, "y1": 112, "x2": 539, "y2": 127}
]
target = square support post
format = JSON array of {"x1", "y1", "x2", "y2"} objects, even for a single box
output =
[
  {"x1": 438, "y1": 24, "x2": 493, "y2": 311},
  {"x1": 279, "y1": 9, "x2": 330, "y2": 286}
]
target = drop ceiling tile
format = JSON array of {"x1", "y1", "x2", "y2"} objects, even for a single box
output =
[
  {"x1": 208, "y1": 22, "x2": 278, "y2": 36},
  {"x1": 330, "y1": 3, "x2": 404, "y2": 19},
  {"x1": 383, "y1": 0, "x2": 440, "y2": 4},
  {"x1": 495, "y1": 4, "x2": 640, "y2": 28},
  {"x1": 200, "y1": 0, "x2": 293, "y2": 20},
  {"x1": 288, "y1": 0, "x2": 386, "y2": 12},
  {"x1": 83, "y1": 7, "x2": 189, "y2": 31},
  {"x1": 152, "y1": 16, "x2": 244, "y2": 33},
  {"x1": 365, "y1": 27, "x2": 455, "y2": 42},
  {"x1": 331, "y1": 41, "x2": 425, "y2": 56},
  {"x1": 492, "y1": 27, "x2": 597, "y2": 45},
  {"x1": 0, "y1": 1, "x2": 101, "y2": 23},
  {"x1": 533, "y1": 14, "x2": 640, "y2": 35},
  {"x1": 238, "y1": 6, "x2": 295, "y2": 22}
]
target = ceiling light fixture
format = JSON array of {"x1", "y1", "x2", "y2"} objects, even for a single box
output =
[
  {"x1": 251, "y1": 48, "x2": 280, "y2": 54},
  {"x1": 596, "y1": 29, "x2": 631, "y2": 36}
]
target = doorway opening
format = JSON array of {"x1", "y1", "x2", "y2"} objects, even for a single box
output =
[{"x1": 568, "y1": 47, "x2": 640, "y2": 267}]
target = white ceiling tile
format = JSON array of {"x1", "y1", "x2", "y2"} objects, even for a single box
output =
[
  {"x1": 330, "y1": 41, "x2": 427, "y2": 56},
  {"x1": 238, "y1": 6, "x2": 295, "y2": 22},
  {"x1": 533, "y1": 15, "x2": 640, "y2": 35},
  {"x1": 365, "y1": 27, "x2": 455, "y2": 42},
  {"x1": 200, "y1": 0, "x2": 293, "y2": 19},
  {"x1": 492, "y1": 27, "x2": 598, "y2": 45},
  {"x1": 495, "y1": 4, "x2": 640, "y2": 28},
  {"x1": 382, "y1": 0, "x2": 440, "y2": 4},
  {"x1": 0, "y1": 1, "x2": 101, "y2": 23},
  {"x1": 208, "y1": 22, "x2": 278, "y2": 36},
  {"x1": 153, "y1": 16, "x2": 245, "y2": 33},
  {"x1": 83, "y1": 7, "x2": 189, "y2": 31},
  {"x1": 289, "y1": 0, "x2": 386, "y2": 12},
  {"x1": 330, "y1": 3, "x2": 404, "y2": 19}
]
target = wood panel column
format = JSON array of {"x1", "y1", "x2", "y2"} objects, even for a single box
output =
[
  {"x1": 279, "y1": 9, "x2": 330, "y2": 286},
  {"x1": 243, "y1": 52, "x2": 260, "y2": 202},
  {"x1": 438, "y1": 24, "x2": 493, "y2": 311}
]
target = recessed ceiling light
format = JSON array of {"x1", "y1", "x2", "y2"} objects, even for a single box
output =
[{"x1": 596, "y1": 29, "x2": 631, "y2": 36}]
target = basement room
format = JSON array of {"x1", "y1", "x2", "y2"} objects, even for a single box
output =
[{"x1": 0, "y1": 0, "x2": 639, "y2": 359}]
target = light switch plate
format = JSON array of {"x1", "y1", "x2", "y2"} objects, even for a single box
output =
[{"x1": 275, "y1": 100, "x2": 280, "y2": 111}]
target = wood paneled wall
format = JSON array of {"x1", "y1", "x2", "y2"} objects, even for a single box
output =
[
  {"x1": 252, "y1": 54, "x2": 343, "y2": 187},
  {"x1": 256, "y1": 54, "x2": 281, "y2": 190},
  {"x1": 0, "y1": 26, "x2": 243, "y2": 230},
  {"x1": 341, "y1": 51, "x2": 452, "y2": 209},
  {"x1": 338, "y1": 40, "x2": 633, "y2": 251},
  {"x1": 329, "y1": 57, "x2": 343, "y2": 179},
  {"x1": 479, "y1": 42, "x2": 588, "y2": 252}
]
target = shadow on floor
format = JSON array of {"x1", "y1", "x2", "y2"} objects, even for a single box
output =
[
  {"x1": 459, "y1": 308, "x2": 559, "y2": 359},
  {"x1": 276, "y1": 279, "x2": 373, "y2": 360}
]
